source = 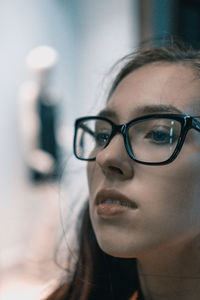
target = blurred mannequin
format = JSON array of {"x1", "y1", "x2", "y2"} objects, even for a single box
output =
[{"x1": 19, "y1": 46, "x2": 60, "y2": 183}]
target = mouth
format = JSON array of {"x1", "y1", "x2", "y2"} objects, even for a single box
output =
[{"x1": 95, "y1": 189, "x2": 138, "y2": 217}]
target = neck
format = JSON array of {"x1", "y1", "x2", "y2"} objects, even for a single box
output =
[{"x1": 136, "y1": 239, "x2": 200, "y2": 300}]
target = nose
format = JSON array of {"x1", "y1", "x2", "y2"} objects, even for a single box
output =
[{"x1": 95, "y1": 134, "x2": 134, "y2": 179}]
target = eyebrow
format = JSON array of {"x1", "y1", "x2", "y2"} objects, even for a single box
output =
[
  {"x1": 134, "y1": 104, "x2": 183, "y2": 115},
  {"x1": 98, "y1": 104, "x2": 183, "y2": 119}
]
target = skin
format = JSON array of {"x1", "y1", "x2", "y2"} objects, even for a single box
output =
[{"x1": 87, "y1": 62, "x2": 200, "y2": 299}]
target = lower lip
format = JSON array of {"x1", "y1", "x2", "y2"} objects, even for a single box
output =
[{"x1": 96, "y1": 203, "x2": 130, "y2": 217}]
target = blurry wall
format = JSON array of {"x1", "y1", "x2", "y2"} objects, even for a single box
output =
[{"x1": 0, "y1": 0, "x2": 139, "y2": 270}]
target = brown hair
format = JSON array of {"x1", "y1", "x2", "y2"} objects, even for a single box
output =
[
  {"x1": 45, "y1": 40, "x2": 200, "y2": 300},
  {"x1": 108, "y1": 41, "x2": 200, "y2": 99},
  {"x1": 46, "y1": 203, "x2": 138, "y2": 300}
]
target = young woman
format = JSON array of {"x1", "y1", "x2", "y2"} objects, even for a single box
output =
[{"x1": 46, "y1": 42, "x2": 200, "y2": 299}]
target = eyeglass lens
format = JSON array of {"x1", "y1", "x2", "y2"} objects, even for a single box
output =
[{"x1": 75, "y1": 118, "x2": 181, "y2": 163}]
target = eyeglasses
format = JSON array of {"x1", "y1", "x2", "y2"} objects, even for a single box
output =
[{"x1": 73, "y1": 114, "x2": 200, "y2": 165}]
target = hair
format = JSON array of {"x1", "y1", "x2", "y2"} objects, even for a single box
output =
[{"x1": 45, "y1": 40, "x2": 200, "y2": 300}]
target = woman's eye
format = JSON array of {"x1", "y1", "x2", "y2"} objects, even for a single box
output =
[
  {"x1": 95, "y1": 132, "x2": 110, "y2": 146},
  {"x1": 145, "y1": 130, "x2": 175, "y2": 144}
]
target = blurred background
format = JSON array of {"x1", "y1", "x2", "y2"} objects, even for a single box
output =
[{"x1": 0, "y1": 0, "x2": 200, "y2": 299}]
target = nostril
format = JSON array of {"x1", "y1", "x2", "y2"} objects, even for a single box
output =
[{"x1": 108, "y1": 166, "x2": 123, "y2": 175}]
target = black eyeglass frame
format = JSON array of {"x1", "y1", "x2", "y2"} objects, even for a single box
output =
[{"x1": 74, "y1": 114, "x2": 200, "y2": 165}]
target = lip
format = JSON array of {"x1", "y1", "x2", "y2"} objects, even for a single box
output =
[{"x1": 95, "y1": 189, "x2": 138, "y2": 210}]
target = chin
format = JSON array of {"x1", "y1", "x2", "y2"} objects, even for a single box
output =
[{"x1": 96, "y1": 237, "x2": 138, "y2": 258}]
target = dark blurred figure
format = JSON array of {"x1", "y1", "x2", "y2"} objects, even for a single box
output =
[
  {"x1": 139, "y1": 0, "x2": 200, "y2": 49},
  {"x1": 174, "y1": 0, "x2": 200, "y2": 49},
  {"x1": 19, "y1": 46, "x2": 61, "y2": 183}
]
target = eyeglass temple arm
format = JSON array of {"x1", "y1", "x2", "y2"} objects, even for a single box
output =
[
  {"x1": 78, "y1": 124, "x2": 95, "y2": 149},
  {"x1": 79, "y1": 124, "x2": 95, "y2": 136}
]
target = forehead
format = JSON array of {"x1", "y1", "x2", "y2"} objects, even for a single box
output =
[{"x1": 106, "y1": 63, "x2": 200, "y2": 121}]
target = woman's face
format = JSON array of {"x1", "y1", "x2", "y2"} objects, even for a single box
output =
[{"x1": 87, "y1": 62, "x2": 200, "y2": 258}]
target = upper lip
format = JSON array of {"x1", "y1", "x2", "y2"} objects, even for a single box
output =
[{"x1": 95, "y1": 189, "x2": 138, "y2": 209}]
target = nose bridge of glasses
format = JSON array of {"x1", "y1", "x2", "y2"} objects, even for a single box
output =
[
  {"x1": 111, "y1": 123, "x2": 127, "y2": 138},
  {"x1": 120, "y1": 123, "x2": 127, "y2": 135},
  {"x1": 107, "y1": 123, "x2": 127, "y2": 151},
  {"x1": 113, "y1": 123, "x2": 127, "y2": 135},
  {"x1": 108, "y1": 123, "x2": 128, "y2": 155}
]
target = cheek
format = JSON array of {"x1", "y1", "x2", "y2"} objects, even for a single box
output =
[
  {"x1": 139, "y1": 155, "x2": 200, "y2": 231},
  {"x1": 87, "y1": 162, "x2": 93, "y2": 190},
  {"x1": 87, "y1": 162, "x2": 99, "y2": 194},
  {"x1": 128, "y1": 161, "x2": 200, "y2": 256},
  {"x1": 141, "y1": 148, "x2": 200, "y2": 196}
]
